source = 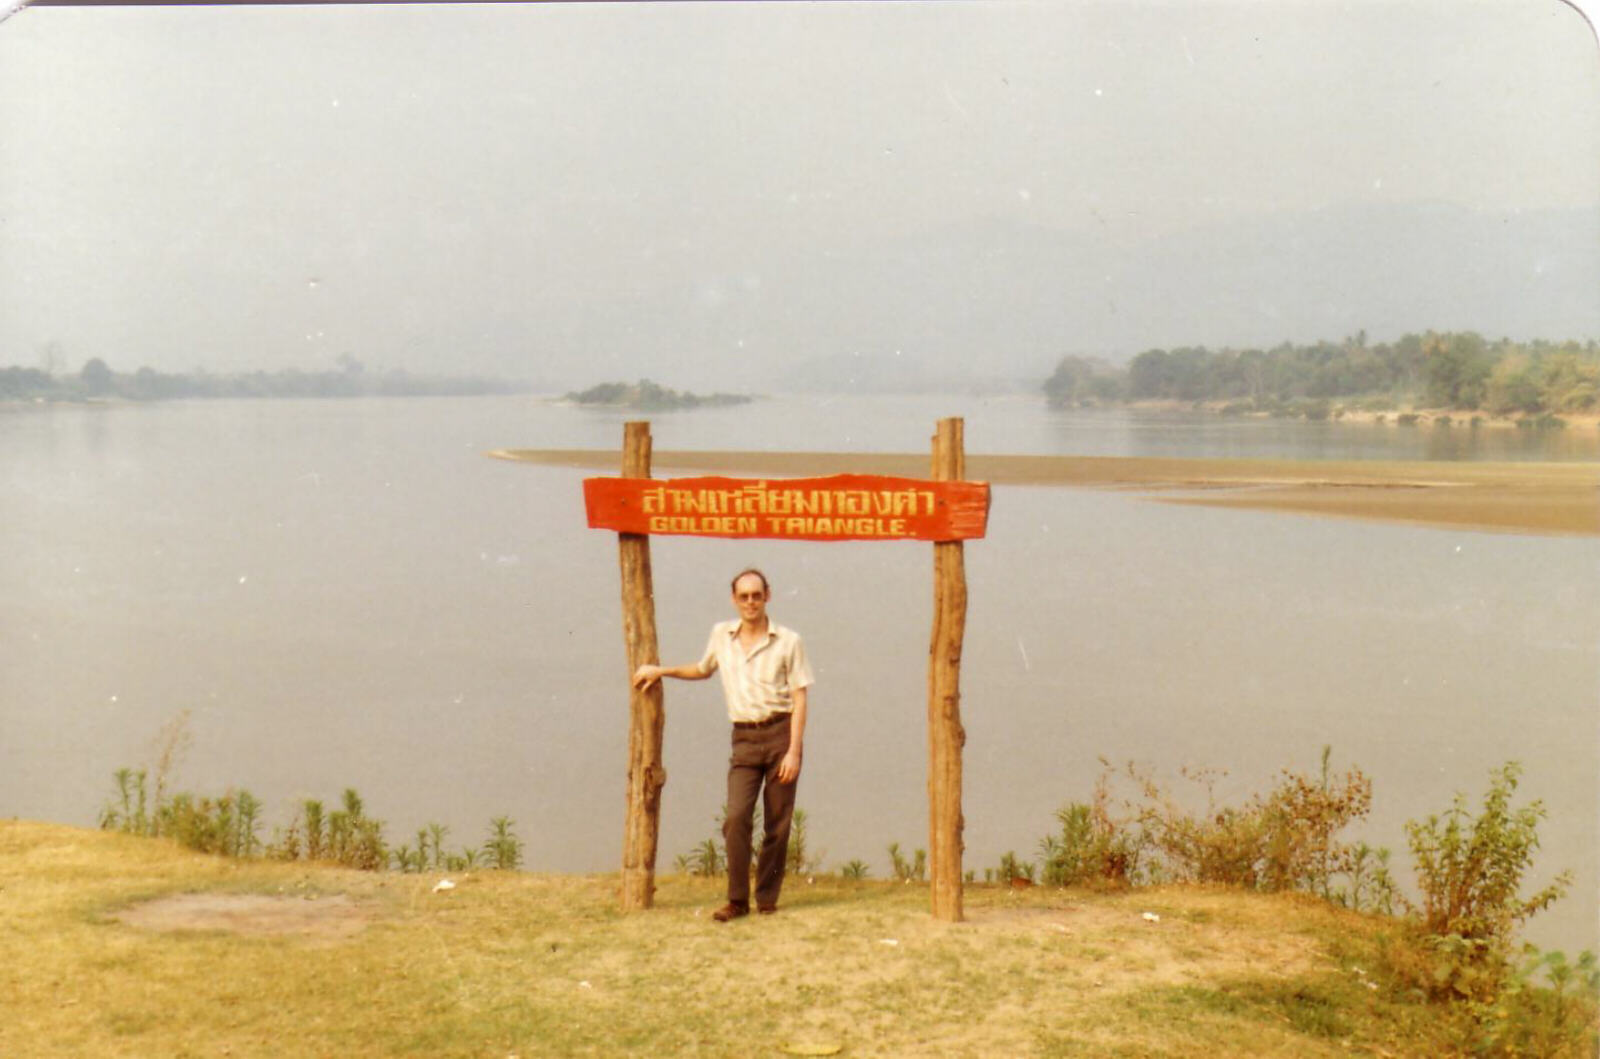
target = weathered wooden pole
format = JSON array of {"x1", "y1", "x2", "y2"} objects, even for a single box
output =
[
  {"x1": 619, "y1": 421, "x2": 666, "y2": 911},
  {"x1": 928, "y1": 417, "x2": 968, "y2": 922}
]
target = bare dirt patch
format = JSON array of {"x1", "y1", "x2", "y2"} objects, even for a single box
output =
[{"x1": 111, "y1": 893, "x2": 372, "y2": 939}]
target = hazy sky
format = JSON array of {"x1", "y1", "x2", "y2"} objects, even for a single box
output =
[{"x1": 2, "y1": 1, "x2": 1597, "y2": 390}]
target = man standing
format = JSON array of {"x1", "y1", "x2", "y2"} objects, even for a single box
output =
[{"x1": 632, "y1": 568, "x2": 813, "y2": 922}]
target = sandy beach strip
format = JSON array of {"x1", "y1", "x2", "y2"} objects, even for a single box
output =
[{"x1": 489, "y1": 449, "x2": 1599, "y2": 537}]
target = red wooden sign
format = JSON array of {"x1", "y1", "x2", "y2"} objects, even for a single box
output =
[{"x1": 584, "y1": 474, "x2": 990, "y2": 542}]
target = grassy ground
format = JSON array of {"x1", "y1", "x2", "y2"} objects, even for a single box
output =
[{"x1": 1, "y1": 820, "x2": 1493, "y2": 1057}]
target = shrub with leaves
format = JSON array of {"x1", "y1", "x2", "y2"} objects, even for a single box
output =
[
  {"x1": 270, "y1": 791, "x2": 387, "y2": 870},
  {"x1": 1400, "y1": 762, "x2": 1572, "y2": 1000},
  {"x1": 1337, "y1": 841, "x2": 1398, "y2": 917},
  {"x1": 1406, "y1": 763, "x2": 1568, "y2": 945},
  {"x1": 839, "y1": 859, "x2": 870, "y2": 880},
  {"x1": 325, "y1": 789, "x2": 386, "y2": 870},
  {"x1": 1464, "y1": 947, "x2": 1599, "y2": 1058},
  {"x1": 97, "y1": 759, "x2": 523, "y2": 877},
  {"x1": 888, "y1": 842, "x2": 927, "y2": 882},
  {"x1": 301, "y1": 799, "x2": 326, "y2": 861},
  {"x1": 484, "y1": 816, "x2": 523, "y2": 870},
  {"x1": 1259, "y1": 747, "x2": 1378, "y2": 897},
  {"x1": 1039, "y1": 768, "x2": 1147, "y2": 887},
  {"x1": 679, "y1": 809, "x2": 735, "y2": 877},
  {"x1": 677, "y1": 838, "x2": 724, "y2": 878},
  {"x1": 101, "y1": 769, "x2": 264, "y2": 859},
  {"x1": 445, "y1": 847, "x2": 482, "y2": 873},
  {"x1": 100, "y1": 768, "x2": 151, "y2": 835},
  {"x1": 785, "y1": 808, "x2": 823, "y2": 876},
  {"x1": 155, "y1": 790, "x2": 261, "y2": 857},
  {"x1": 996, "y1": 850, "x2": 1035, "y2": 884},
  {"x1": 1121, "y1": 748, "x2": 1389, "y2": 903}
]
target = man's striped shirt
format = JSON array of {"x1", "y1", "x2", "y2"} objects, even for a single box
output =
[{"x1": 696, "y1": 619, "x2": 814, "y2": 723}]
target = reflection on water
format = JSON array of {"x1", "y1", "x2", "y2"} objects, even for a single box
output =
[
  {"x1": 1043, "y1": 407, "x2": 1600, "y2": 462},
  {"x1": 2, "y1": 395, "x2": 1594, "y2": 956}
]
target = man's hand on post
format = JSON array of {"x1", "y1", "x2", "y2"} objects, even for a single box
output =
[
  {"x1": 777, "y1": 749, "x2": 802, "y2": 784},
  {"x1": 632, "y1": 664, "x2": 660, "y2": 690}
]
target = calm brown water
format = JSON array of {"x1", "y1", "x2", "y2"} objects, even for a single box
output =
[{"x1": 4, "y1": 395, "x2": 1594, "y2": 953}]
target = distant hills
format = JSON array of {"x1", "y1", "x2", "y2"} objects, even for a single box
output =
[{"x1": 0, "y1": 359, "x2": 532, "y2": 402}]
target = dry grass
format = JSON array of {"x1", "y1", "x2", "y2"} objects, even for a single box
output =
[{"x1": 3, "y1": 820, "x2": 1477, "y2": 1057}]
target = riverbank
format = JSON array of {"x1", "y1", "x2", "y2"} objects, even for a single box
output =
[
  {"x1": 0, "y1": 820, "x2": 1510, "y2": 1057},
  {"x1": 491, "y1": 449, "x2": 1600, "y2": 537},
  {"x1": 1121, "y1": 398, "x2": 1600, "y2": 432}
]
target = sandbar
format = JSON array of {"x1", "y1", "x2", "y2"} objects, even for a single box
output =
[{"x1": 489, "y1": 449, "x2": 1599, "y2": 538}]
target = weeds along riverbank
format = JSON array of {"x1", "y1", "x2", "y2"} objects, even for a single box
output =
[{"x1": 62, "y1": 743, "x2": 1600, "y2": 1057}]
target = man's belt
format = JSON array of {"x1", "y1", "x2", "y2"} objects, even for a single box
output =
[{"x1": 732, "y1": 713, "x2": 790, "y2": 730}]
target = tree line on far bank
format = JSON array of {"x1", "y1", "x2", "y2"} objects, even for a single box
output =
[
  {"x1": 0, "y1": 356, "x2": 530, "y2": 402},
  {"x1": 1045, "y1": 332, "x2": 1600, "y2": 417}
]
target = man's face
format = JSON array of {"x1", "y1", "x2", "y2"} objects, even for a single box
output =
[{"x1": 731, "y1": 574, "x2": 768, "y2": 625}]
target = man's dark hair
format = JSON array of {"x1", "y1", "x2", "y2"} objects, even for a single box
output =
[{"x1": 730, "y1": 568, "x2": 770, "y2": 596}]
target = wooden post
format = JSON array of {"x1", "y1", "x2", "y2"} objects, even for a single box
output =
[
  {"x1": 928, "y1": 417, "x2": 968, "y2": 922},
  {"x1": 619, "y1": 421, "x2": 666, "y2": 911}
]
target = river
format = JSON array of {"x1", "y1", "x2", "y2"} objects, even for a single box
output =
[{"x1": 3, "y1": 394, "x2": 1594, "y2": 953}]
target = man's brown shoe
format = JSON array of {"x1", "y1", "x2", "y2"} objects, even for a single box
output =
[
  {"x1": 757, "y1": 904, "x2": 778, "y2": 915},
  {"x1": 711, "y1": 903, "x2": 749, "y2": 922}
]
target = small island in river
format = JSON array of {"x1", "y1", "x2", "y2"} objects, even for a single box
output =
[{"x1": 563, "y1": 379, "x2": 755, "y2": 411}]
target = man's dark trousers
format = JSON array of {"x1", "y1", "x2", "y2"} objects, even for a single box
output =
[{"x1": 723, "y1": 715, "x2": 797, "y2": 910}]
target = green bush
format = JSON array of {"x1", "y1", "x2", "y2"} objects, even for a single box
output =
[
  {"x1": 484, "y1": 816, "x2": 524, "y2": 870},
  {"x1": 1038, "y1": 804, "x2": 1095, "y2": 885},
  {"x1": 1038, "y1": 770, "x2": 1146, "y2": 887},
  {"x1": 1408, "y1": 764, "x2": 1568, "y2": 979},
  {"x1": 100, "y1": 767, "x2": 151, "y2": 835},
  {"x1": 100, "y1": 765, "x2": 537, "y2": 875},
  {"x1": 327, "y1": 790, "x2": 387, "y2": 870},
  {"x1": 675, "y1": 838, "x2": 724, "y2": 877},
  {"x1": 270, "y1": 791, "x2": 388, "y2": 869},
  {"x1": 1465, "y1": 948, "x2": 1600, "y2": 1057},
  {"x1": 1338, "y1": 841, "x2": 1397, "y2": 916},
  {"x1": 888, "y1": 842, "x2": 927, "y2": 882},
  {"x1": 1388, "y1": 764, "x2": 1574, "y2": 1011},
  {"x1": 155, "y1": 791, "x2": 261, "y2": 857},
  {"x1": 101, "y1": 768, "x2": 264, "y2": 859}
]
